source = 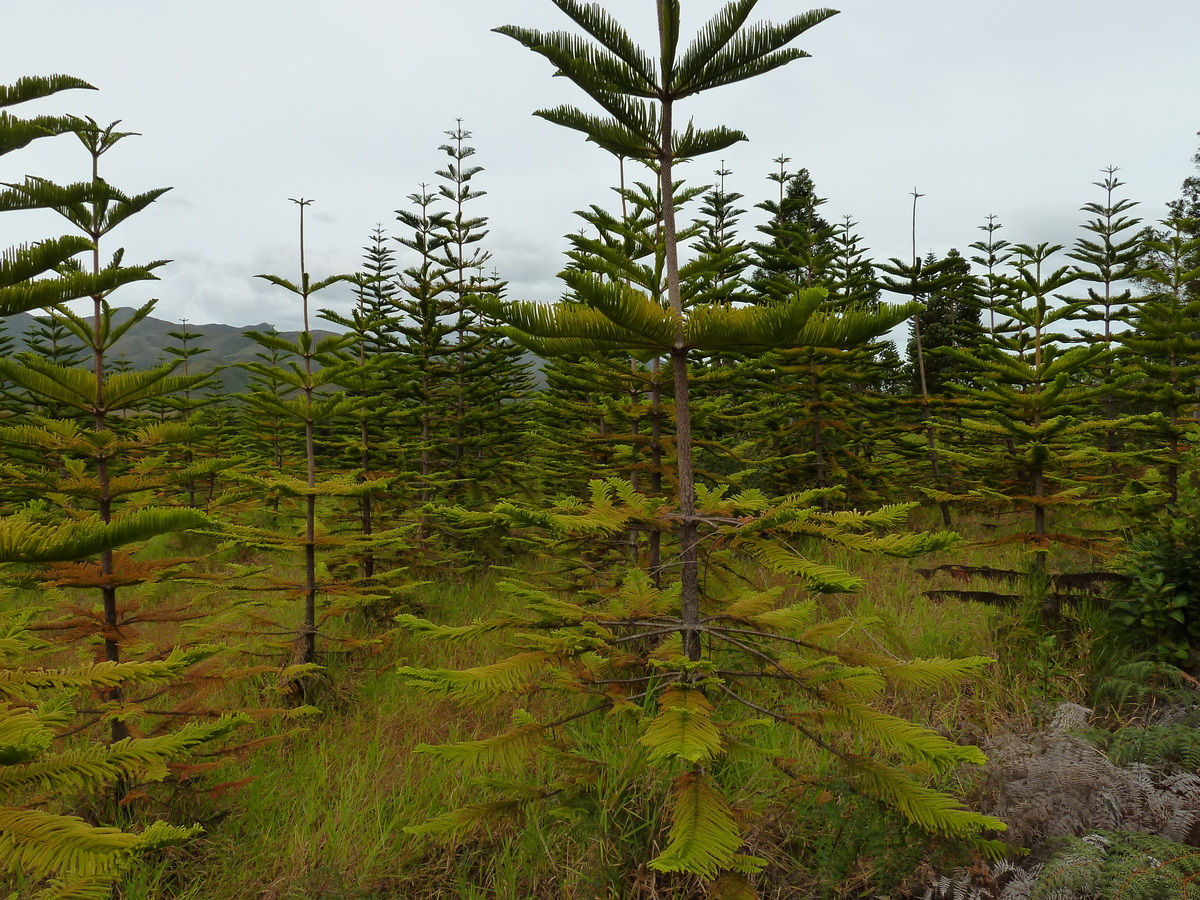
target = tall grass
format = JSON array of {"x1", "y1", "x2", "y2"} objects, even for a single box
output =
[{"x1": 99, "y1": 518, "x2": 1138, "y2": 899}]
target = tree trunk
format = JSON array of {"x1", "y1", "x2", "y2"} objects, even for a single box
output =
[{"x1": 655, "y1": 45, "x2": 701, "y2": 663}]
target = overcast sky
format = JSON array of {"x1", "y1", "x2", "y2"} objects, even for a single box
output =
[{"x1": 2, "y1": 1, "x2": 1198, "y2": 331}]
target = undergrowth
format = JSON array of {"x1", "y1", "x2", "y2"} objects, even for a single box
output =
[{"x1": 0, "y1": 513, "x2": 1161, "y2": 898}]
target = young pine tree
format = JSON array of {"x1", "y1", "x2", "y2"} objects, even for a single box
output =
[
  {"x1": 0, "y1": 75, "x2": 242, "y2": 899},
  {"x1": 0, "y1": 116, "x2": 224, "y2": 742},
  {"x1": 397, "y1": 4, "x2": 1003, "y2": 891},
  {"x1": 1122, "y1": 219, "x2": 1200, "y2": 501},
  {"x1": 1069, "y1": 167, "x2": 1144, "y2": 454}
]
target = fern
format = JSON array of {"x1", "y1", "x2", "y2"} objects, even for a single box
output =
[
  {"x1": 1028, "y1": 832, "x2": 1200, "y2": 900},
  {"x1": 1102, "y1": 724, "x2": 1200, "y2": 772}
]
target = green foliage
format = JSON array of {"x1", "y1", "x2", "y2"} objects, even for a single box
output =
[
  {"x1": 0, "y1": 508, "x2": 205, "y2": 563},
  {"x1": 0, "y1": 614, "x2": 244, "y2": 898},
  {"x1": 649, "y1": 772, "x2": 751, "y2": 880},
  {"x1": 1032, "y1": 832, "x2": 1200, "y2": 900},
  {"x1": 1099, "y1": 723, "x2": 1200, "y2": 772},
  {"x1": 1109, "y1": 441, "x2": 1200, "y2": 665}
]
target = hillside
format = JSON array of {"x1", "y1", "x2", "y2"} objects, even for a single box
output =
[{"x1": 0, "y1": 309, "x2": 341, "y2": 394}]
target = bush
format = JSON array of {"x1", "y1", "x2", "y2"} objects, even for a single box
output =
[{"x1": 1110, "y1": 444, "x2": 1200, "y2": 668}]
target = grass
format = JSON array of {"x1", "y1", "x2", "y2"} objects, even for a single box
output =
[{"x1": 0, "y1": 510, "x2": 1142, "y2": 899}]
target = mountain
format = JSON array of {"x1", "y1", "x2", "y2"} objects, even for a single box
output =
[
  {"x1": 0, "y1": 309, "x2": 341, "y2": 394},
  {"x1": 0, "y1": 308, "x2": 550, "y2": 394}
]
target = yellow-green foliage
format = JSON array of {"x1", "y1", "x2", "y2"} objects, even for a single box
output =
[
  {"x1": 0, "y1": 615, "x2": 245, "y2": 898},
  {"x1": 639, "y1": 688, "x2": 723, "y2": 764},
  {"x1": 649, "y1": 772, "x2": 750, "y2": 880},
  {"x1": 0, "y1": 508, "x2": 207, "y2": 564},
  {"x1": 397, "y1": 511, "x2": 1006, "y2": 885}
]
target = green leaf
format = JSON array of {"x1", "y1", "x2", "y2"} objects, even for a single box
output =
[
  {"x1": 0, "y1": 508, "x2": 207, "y2": 564},
  {"x1": 649, "y1": 771, "x2": 743, "y2": 880},
  {"x1": 639, "y1": 687, "x2": 723, "y2": 764},
  {"x1": 0, "y1": 76, "x2": 96, "y2": 111}
]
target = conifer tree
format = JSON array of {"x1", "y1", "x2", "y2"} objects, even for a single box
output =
[
  {"x1": 432, "y1": 124, "x2": 533, "y2": 504},
  {"x1": 0, "y1": 75, "x2": 241, "y2": 898},
  {"x1": 24, "y1": 310, "x2": 88, "y2": 368},
  {"x1": 751, "y1": 162, "x2": 836, "y2": 300},
  {"x1": 392, "y1": 185, "x2": 456, "y2": 505},
  {"x1": 1069, "y1": 167, "x2": 1143, "y2": 453},
  {"x1": 828, "y1": 214, "x2": 880, "y2": 307},
  {"x1": 236, "y1": 327, "x2": 298, "y2": 508},
  {"x1": 319, "y1": 231, "x2": 411, "y2": 584},
  {"x1": 968, "y1": 214, "x2": 1013, "y2": 336},
  {"x1": 744, "y1": 168, "x2": 886, "y2": 503},
  {"x1": 0, "y1": 114, "x2": 222, "y2": 742},
  {"x1": 398, "y1": 4, "x2": 1003, "y2": 889},
  {"x1": 693, "y1": 161, "x2": 751, "y2": 305},
  {"x1": 936, "y1": 242, "x2": 1133, "y2": 606},
  {"x1": 877, "y1": 198, "x2": 965, "y2": 525},
  {"x1": 1122, "y1": 219, "x2": 1200, "y2": 501},
  {"x1": 160, "y1": 321, "x2": 216, "y2": 507},
  {"x1": 1162, "y1": 130, "x2": 1200, "y2": 303},
  {"x1": 903, "y1": 249, "x2": 982, "y2": 396},
  {"x1": 241, "y1": 198, "x2": 365, "y2": 669}
]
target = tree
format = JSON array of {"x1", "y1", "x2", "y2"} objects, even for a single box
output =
[
  {"x1": 0, "y1": 114, "x2": 219, "y2": 743},
  {"x1": 751, "y1": 162, "x2": 835, "y2": 300},
  {"x1": 319, "y1": 230, "x2": 403, "y2": 582},
  {"x1": 391, "y1": 185, "x2": 457, "y2": 505},
  {"x1": 0, "y1": 74, "x2": 238, "y2": 900},
  {"x1": 936, "y1": 242, "x2": 1131, "y2": 607},
  {"x1": 1122, "y1": 219, "x2": 1200, "y2": 501},
  {"x1": 399, "y1": 3, "x2": 1002, "y2": 890},
  {"x1": 969, "y1": 215, "x2": 1013, "y2": 337},
  {"x1": 904, "y1": 248, "x2": 982, "y2": 396},
  {"x1": 1168, "y1": 131, "x2": 1200, "y2": 248},
  {"x1": 877, "y1": 200, "x2": 967, "y2": 526},
  {"x1": 692, "y1": 161, "x2": 751, "y2": 305},
  {"x1": 242, "y1": 198, "x2": 365, "y2": 670},
  {"x1": 1069, "y1": 167, "x2": 1143, "y2": 453}
]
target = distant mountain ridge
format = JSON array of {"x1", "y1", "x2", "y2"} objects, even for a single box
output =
[{"x1": 0, "y1": 309, "x2": 340, "y2": 393}]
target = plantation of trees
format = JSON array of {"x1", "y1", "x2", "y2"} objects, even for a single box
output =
[{"x1": 3, "y1": 3, "x2": 1200, "y2": 899}]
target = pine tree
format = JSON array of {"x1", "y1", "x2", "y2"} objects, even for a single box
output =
[
  {"x1": 399, "y1": 3, "x2": 1003, "y2": 888},
  {"x1": 24, "y1": 310, "x2": 88, "y2": 368},
  {"x1": 241, "y1": 198, "x2": 366, "y2": 670},
  {"x1": 392, "y1": 185, "x2": 457, "y2": 505},
  {"x1": 432, "y1": 123, "x2": 533, "y2": 505},
  {"x1": 1122, "y1": 219, "x2": 1200, "y2": 501},
  {"x1": 0, "y1": 115, "x2": 220, "y2": 742},
  {"x1": 877, "y1": 196, "x2": 966, "y2": 526},
  {"x1": 828, "y1": 214, "x2": 880, "y2": 307},
  {"x1": 751, "y1": 161, "x2": 836, "y2": 300},
  {"x1": 692, "y1": 161, "x2": 751, "y2": 306},
  {"x1": 318, "y1": 229, "x2": 415, "y2": 586},
  {"x1": 968, "y1": 215, "x2": 1013, "y2": 337},
  {"x1": 160, "y1": 321, "x2": 218, "y2": 507},
  {"x1": 1165, "y1": 130, "x2": 1200, "y2": 304},
  {"x1": 936, "y1": 242, "x2": 1134, "y2": 609},
  {"x1": 1069, "y1": 167, "x2": 1143, "y2": 453},
  {"x1": 903, "y1": 249, "x2": 982, "y2": 396},
  {"x1": 0, "y1": 75, "x2": 241, "y2": 899}
]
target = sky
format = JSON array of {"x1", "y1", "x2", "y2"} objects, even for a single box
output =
[{"x1": 2, "y1": 0, "x2": 1198, "y2": 332}]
